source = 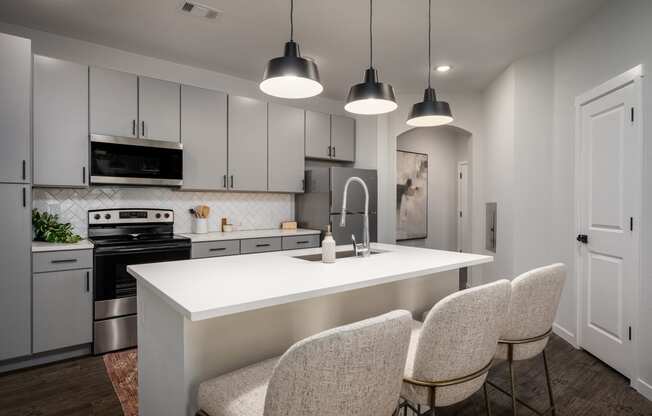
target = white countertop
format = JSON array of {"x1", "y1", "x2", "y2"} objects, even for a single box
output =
[
  {"x1": 128, "y1": 243, "x2": 493, "y2": 321},
  {"x1": 181, "y1": 228, "x2": 321, "y2": 242},
  {"x1": 32, "y1": 240, "x2": 94, "y2": 252}
]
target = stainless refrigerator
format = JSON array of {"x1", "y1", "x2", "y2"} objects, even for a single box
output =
[{"x1": 295, "y1": 167, "x2": 377, "y2": 245}]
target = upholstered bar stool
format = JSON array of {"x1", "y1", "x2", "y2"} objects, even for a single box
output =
[
  {"x1": 196, "y1": 310, "x2": 412, "y2": 416},
  {"x1": 400, "y1": 280, "x2": 512, "y2": 416},
  {"x1": 487, "y1": 263, "x2": 566, "y2": 416}
]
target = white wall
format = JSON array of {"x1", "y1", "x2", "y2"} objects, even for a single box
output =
[
  {"x1": 396, "y1": 126, "x2": 469, "y2": 251},
  {"x1": 479, "y1": 67, "x2": 516, "y2": 282},
  {"x1": 549, "y1": 0, "x2": 652, "y2": 398},
  {"x1": 477, "y1": 0, "x2": 652, "y2": 398}
]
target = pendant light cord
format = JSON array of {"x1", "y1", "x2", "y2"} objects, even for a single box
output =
[
  {"x1": 369, "y1": 0, "x2": 373, "y2": 68},
  {"x1": 290, "y1": 0, "x2": 294, "y2": 41},
  {"x1": 428, "y1": 0, "x2": 432, "y2": 88}
]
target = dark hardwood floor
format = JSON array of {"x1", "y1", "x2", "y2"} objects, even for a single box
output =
[{"x1": 0, "y1": 334, "x2": 650, "y2": 416}]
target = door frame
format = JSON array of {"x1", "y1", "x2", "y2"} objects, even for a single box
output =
[
  {"x1": 574, "y1": 65, "x2": 644, "y2": 383},
  {"x1": 457, "y1": 161, "x2": 469, "y2": 252}
]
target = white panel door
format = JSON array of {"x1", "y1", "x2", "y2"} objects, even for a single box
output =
[{"x1": 578, "y1": 81, "x2": 638, "y2": 378}]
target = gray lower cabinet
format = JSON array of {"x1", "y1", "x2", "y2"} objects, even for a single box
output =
[
  {"x1": 0, "y1": 184, "x2": 31, "y2": 361},
  {"x1": 330, "y1": 115, "x2": 356, "y2": 162},
  {"x1": 90, "y1": 67, "x2": 139, "y2": 138},
  {"x1": 139, "y1": 76, "x2": 181, "y2": 142},
  {"x1": 0, "y1": 33, "x2": 31, "y2": 184},
  {"x1": 33, "y1": 267, "x2": 93, "y2": 353},
  {"x1": 268, "y1": 103, "x2": 305, "y2": 193},
  {"x1": 191, "y1": 240, "x2": 240, "y2": 259},
  {"x1": 33, "y1": 56, "x2": 89, "y2": 187},
  {"x1": 282, "y1": 235, "x2": 320, "y2": 250},
  {"x1": 240, "y1": 237, "x2": 282, "y2": 254},
  {"x1": 305, "y1": 110, "x2": 331, "y2": 159},
  {"x1": 228, "y1": 96, "x2": 268, "y2": 192},
  {"x1": 181, "y1": 85, "x2": 228, "y2": 191}
]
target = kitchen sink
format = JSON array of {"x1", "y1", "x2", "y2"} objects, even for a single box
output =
[{"x1": 293, "y1": 249, "x2": 385, "y2": 262}]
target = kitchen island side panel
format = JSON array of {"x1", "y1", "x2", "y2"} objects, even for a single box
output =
[{"x1": 180, "y1": 270, "x2": 458, "y2": 416}]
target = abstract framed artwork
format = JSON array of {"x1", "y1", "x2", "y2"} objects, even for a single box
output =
[{"x1": 396, "y1": 150, "x2": 428, "y2": 241}]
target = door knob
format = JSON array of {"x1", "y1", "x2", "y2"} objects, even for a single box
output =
[{"x1": 576, "y1": 234, "x2": 588, "y2": 244}]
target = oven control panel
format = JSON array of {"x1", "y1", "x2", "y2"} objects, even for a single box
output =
[{"x1": 88, "y1": 209, "x2": 174, "y2": 225}]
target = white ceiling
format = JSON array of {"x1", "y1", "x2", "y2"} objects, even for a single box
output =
[{"x1": 0, "y1": 0, "x2": 606, "y2": 99}]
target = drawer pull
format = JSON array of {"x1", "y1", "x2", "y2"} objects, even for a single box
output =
[
  {"x1": 255, "y1": 243, "x2": 271, "y2": 248},
  {"x1": 296, "y1": 241, "x2": 310, "y2": 244},
  {"x1": 209, "y1": 247, "x2": 226, "y2": 252},
  {"x1": 51, "y1": 259, "x2": 78, "y2": 264}
]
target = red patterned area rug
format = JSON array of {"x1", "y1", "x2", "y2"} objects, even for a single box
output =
[{"x1": 103, "y1": 349, "x2": 138, "y2": 416}]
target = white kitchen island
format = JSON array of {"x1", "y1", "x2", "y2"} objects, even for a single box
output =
[{"x1": 128, "y1": 243, "x2": 492, "y2": 416}]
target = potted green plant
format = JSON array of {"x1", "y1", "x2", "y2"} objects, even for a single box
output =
[{"x1": 32, "y1": 209, "x2": 82, "y2": 243}]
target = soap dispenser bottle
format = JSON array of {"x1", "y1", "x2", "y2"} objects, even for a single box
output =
[{"x1": 322, "y1": 225, "x2": 336, "y2": 263}]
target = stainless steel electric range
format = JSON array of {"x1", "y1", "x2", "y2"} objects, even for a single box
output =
[{"x1": 87, "y1": 208, "x2": 191, "y2": 354}]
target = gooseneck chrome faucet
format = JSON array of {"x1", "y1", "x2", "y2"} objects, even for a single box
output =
[{"x1": 339, "y1": 176, "x2": 371, "y2": 257}]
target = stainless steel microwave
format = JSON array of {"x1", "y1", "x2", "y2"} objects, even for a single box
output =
[{"x1": 90, "y1": 135, "x2": 183, "y2": 186}]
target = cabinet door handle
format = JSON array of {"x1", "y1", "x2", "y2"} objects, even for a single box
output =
[
  {"x1": 86, "y1": 271, "x2": 90, "y2": 292},
  {"x1": 223, "y1": 175, "x2": 227, "y2": 188},
  {"x1": 51, "y1": 258, "x2": 78, "y2": 264},
  {"x1": 132, "y1": 120, "x2": 136, "y2": 136},
  {"x1": 332, "y1": 146, "x2": 336, "y2": 158},
  {"x1": 255, "y1": 243, "x2": 271, "y2": 247},
  {"x1": 209, "y1": 247, "x2": 226, "y2": 252},
  {"x1": 22, "y1": 187, "x2": 26, "y2": 207},
  {"x1": 82, "y1": 167, "x2": 86, "y2": 184},
  {"x1": 141, "y1": 121, "x2": 145, "y2": 137},
  {"x1": 301, "y1": 179, "x2": 305, "y2": 191},
  {"x1": 328, "y1": 145, "x2": 332, "y2": 157},
  {"x1": 230, "y1": 175, "x2": 234, "y2": 188},
  {"x1": 22, "y1": 160, "x2": 26, "y2": 180}
]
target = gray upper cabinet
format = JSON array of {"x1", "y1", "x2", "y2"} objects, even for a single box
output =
[
  {"x1": 181, "y1": 85, "x2": 227, "y2": 191},
  {"x1": 90, "y1": 67, "x2": 138, "y2": 138},
  {"x1": 33, "y1": 267, "x2": 93, "y2": 353},
  {"x1": 228, "y1": 96, "x2": 268, "y2": 192},
  {"x1": 305, "y1": 111, "x2": 331, "y2": 159},
  {"x1": 268, "y1": 103, "x2": 305, "y2": 193},
  {"x1": 33, "y1": 56, "x2": 89, "y2": 187},
  {"x1": 0, "y1": 183, "x2": 31, "y2": 361},
  {"x1": 0, "y1": 33, "x2": 31, "y2": 184},
  {"x1": 330, "y1": 115, "x2": 356, "y2": 162},
  {"x1": 139, "y1": 76, "x2": 181, "y2": 142}
]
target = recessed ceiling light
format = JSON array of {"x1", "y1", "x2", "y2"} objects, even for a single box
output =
[{"x1": 435, "y1": 65, "x2": 452, "y2": 73}]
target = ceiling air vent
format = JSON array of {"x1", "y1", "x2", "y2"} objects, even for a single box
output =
[{"x1": 178, "y1": 1, "x2": 221, "y2": 20}]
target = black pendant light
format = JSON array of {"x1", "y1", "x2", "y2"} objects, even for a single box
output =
[
  {"x1": 345, "y1": 0, "x2": 397, "y2": 115},
  {"x1": 406, "y1": 0, "x2": 453, "y2": 127},
  {"x1": 260, "y1": 0, "x2": 323, "y2": 99}
]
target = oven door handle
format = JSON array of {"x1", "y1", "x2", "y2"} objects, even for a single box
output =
[{"x1": 95, "y1": 244, "x2": 190, "y2": 254}]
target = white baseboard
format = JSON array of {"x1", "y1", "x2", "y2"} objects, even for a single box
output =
[
  {"x1": 553, "y1": 322, "x2": 578, "y2": 348},
  {"x1": 633, "y1": 378, "x2": 652, "y2": 402}
]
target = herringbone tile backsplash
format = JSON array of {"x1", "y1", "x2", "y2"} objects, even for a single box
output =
[{"x1": 33, "y1": 187, "x2": 294, "y2": 238}]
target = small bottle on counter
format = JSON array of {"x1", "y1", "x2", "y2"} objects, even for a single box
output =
[{"x1": 322, "y1": 225, "x2": 336, "y2": 263}]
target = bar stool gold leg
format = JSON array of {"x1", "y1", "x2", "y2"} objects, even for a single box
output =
[
  {"x1": 483, "y1": 382, "x2": 492, "y2": 416},
  {"x1": 542, "y1": 349, "x2": 556, "y2": 416},
  {"x1": 508, "y1": 344, "x2": 518, "y2": 415}
]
